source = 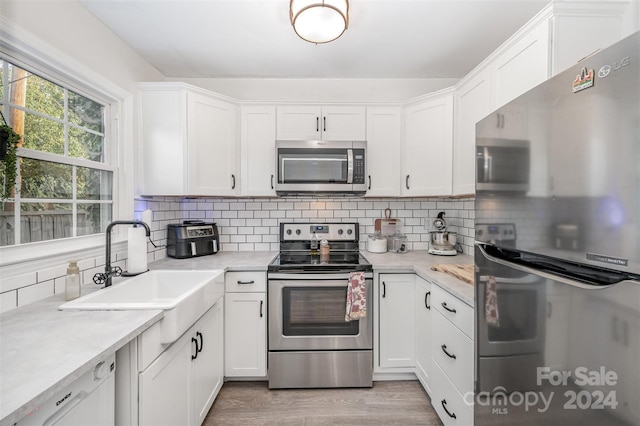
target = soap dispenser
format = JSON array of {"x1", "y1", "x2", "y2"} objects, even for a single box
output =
[{"x1": 65, "y1": 260, "x2": 81, "y2": 301}]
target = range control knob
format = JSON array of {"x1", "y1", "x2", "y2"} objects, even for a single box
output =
[
  {"x1": 338, "y1": 229, "x2": 344, "y2": 235},
  {"x1": 286, "y1": 229, "x2": 292, "y2": 235},
  {"x1": 295, "y1": 229, "x2": 301, "y2": 235},
  {"x1": 347, "y1": 229, "x2": 353, "y2": 235}
]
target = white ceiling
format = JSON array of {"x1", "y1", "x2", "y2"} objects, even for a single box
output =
[{"x1": 81, "y1": 0, "x2": 550, "y2": 79}]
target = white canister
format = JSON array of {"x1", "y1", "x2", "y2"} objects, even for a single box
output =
[{"x1": 367, "y1": 234, "x2": 388, "y2": 253}]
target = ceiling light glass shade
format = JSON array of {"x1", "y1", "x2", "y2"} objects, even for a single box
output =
[{"x1": 290, "y1": 0, "x2": 349, "y2": 44}]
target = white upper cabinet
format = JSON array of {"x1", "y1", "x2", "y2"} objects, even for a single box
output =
[
  {"x1": 452, "y1": 1, "x2": 626, "y2": 196},
  {"x1": 139, "y1": 83, "x2": 238, "y2": 196},
  {"x1": 453, "y1": 67, "x2": 492, "y2": 196},
  {"x1": 492, "y1": 19, "x2": 551, "y2": 108},
  {"x1": 492, "y1": 2, "x2": 626, "y2": 108},
  {"x1": 365, "y1": 107, "x2": 402, "y2": 197},
  {"x1": 402, "y1": 91, "x2": 454, "y2": 197},
  {"x1": 240, "y1": 105, "x2": 276, "y2": 197},
  {"x1": 276, "y1": 106, "x2": 366, "y2": 141}
]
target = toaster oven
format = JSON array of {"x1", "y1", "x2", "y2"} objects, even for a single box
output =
[{"x1": 167, "y1": 221, "x2": 219, "y2": 258}]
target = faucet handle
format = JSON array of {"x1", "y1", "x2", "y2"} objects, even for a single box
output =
[
  {"x1": 93, "y1": 273, "x2": 107, "y2": 285},
  {"x1": 111, "y1": 266, "x2": 123, "y2": 277}
]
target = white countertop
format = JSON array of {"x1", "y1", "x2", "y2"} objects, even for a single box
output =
[
  {"x1": 0, "y1": 249, "x2": 473, "y2": 425},
  {"x1": 0, "y1": 294, "x2": 162, "y2": 426},
  {"x1": 362, "y1": 250, "x2": 474, "y2": 306}
]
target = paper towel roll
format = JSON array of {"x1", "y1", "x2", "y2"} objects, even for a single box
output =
[{"x1": 128, "y1": 226, "x2": 148, "y2": 274}]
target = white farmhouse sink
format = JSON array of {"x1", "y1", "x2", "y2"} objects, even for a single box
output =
[{"x1": 59, "y1": 270, "x2": 224, "y2": 343}]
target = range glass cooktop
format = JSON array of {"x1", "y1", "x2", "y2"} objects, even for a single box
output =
[{"x1": 268, "y1": 252, "x2": 372, "y2": 272}]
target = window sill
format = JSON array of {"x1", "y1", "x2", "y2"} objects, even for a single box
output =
[{"x1": 0, "y1": 234, "x2": 127, "y2": 274}]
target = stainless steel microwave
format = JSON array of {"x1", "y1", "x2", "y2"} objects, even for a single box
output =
[
  {"x1": 275, "y1": 140, "x2": 367, "y2": 196},
  {"x1": 476, "y1": 138, "x2": 530, "y2": 192}
]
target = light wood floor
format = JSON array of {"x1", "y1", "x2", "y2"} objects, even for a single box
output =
[{"x1": 203, "y1": 380, "x2": 444, "y2": 426}]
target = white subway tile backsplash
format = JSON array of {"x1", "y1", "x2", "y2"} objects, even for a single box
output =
[
  {"x1": 0, "y1": 272, "x2": 37, "y2": 293},
  {"x1": 0, "y1": 291, "x2": 17, "y2": 313},
  {"x1": 18, "y1": 281, "x2": 54, "y2": 307}
]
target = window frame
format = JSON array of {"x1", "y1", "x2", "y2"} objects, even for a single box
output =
[{"x1": 0, "y1": 21, "x2": 132, "y2": 269}]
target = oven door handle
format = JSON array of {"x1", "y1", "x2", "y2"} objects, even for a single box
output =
[{"x1": 268, "y1": 272, "x2": 373, "y2": 281}]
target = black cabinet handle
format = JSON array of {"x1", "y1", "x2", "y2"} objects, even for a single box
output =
[
  {"x1": 237, "y1": 280, "x2": 255, "y2": 285},
  {"x1": 405, "y1": 175, "x2": 410, "y2": 190},
  {"x1": 231, "y1": 174, "x2": 236, "y2": 189},
  {"x1": 441, "y1": 399, "x2": 457, "y2": 419},
  {"x1": 191, "y1": 337, "x2": 199, "y2": 360},
  {"x1": 442, "y1": 302, "x2": 456, "y2": 313},
  {"x1": 382, "y1": 282, "x2": 386, "y2": 298},
  {"x1": 316, "y1": 117, "x2": 319, "y2": 132},
  {"x1": 271, "y1": 174, "x2": 274, "y2": 190},
  {"x1": 425, "y1": 291, "x2": 431, "y2": 310},
  {"x1": 323, "y1": 116, "x2": 326, "y2": 132},
  {"x1": 368, "y1": 175, "x2": 371, "y2": 190},
  {"x1": 441, "y1": 344, "x2": 456, "y2": 359},
  {"x1": 260, "y1": 300, "x2": 264, "y2": 318},
  {"x1": 197, "y1": 331, "x2": 203, "y2": 353}
]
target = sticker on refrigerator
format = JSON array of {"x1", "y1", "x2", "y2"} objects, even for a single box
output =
[{"x1": 572, "y1": 67, "x2": 594, "y2": 93}]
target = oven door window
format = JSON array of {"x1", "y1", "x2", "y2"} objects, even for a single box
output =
[
  {"x1": 487, "y1": 289, "x2": 537, "y2": 341},
  {"x1": 282, "y1": 286, "x2": 359, "y2": 336},
  {"x1": 278, "y1": 149, "x2": 348, "y2": 184}
]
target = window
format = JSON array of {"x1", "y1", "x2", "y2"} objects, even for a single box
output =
[{"x1": 0, "y1": 58, "x2": 114, "y2": 246}]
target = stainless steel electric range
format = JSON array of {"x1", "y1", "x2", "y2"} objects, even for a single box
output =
[{"x1": 267, "y1": 222, "x2": 373, "y2": 389}]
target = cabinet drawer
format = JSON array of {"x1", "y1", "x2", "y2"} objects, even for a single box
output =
[
  {"x1": 432, "y1": 284, "x2": 474, "y2": 338},
  {"x1": 430, "y1": 360, "x2": 474, "y2": 426},
  {"x1": 431, "y1": 309, "x2": 474, "y2": 397},
  {"x1": 225, "y1": 271, "x2": 266, "y2": 292}
]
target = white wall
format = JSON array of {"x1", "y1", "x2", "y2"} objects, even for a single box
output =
[
  {"x1": 0, "y1": 0, "x2": 164, "y2": 312},
  {"x1": 0, "y1": 0, "x2": 164, "y2": 93},
  {"x1": 166, "y1": 77, "x2": 459, "y2": 103}
]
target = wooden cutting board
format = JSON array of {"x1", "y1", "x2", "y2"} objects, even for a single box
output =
[
  {"x1": 374, "y1": 208, "x2": 400, "y2": 236},
  {"x1": 431, "y1": 264, "x2": 474, "y2": 285}
]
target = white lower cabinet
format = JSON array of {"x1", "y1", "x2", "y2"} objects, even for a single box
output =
[
  {"x1": 430, "y1": 285, "x2": 474, "y2": 426},
  {"x1": 378, "y1": 274, "x2": 416, "y2": 369},
  {"x1": 430, "y1": 360, "x2": 474, "y2": 426},
  {"x1": 224, "y1": 271, "x2": 267, "y2": 378},
  {"x1": 138, "y1": 299, "x2": 223, "y2": 426},
  {"x1": 414, "y1": 277, "x2": 432, "y2": 394}
]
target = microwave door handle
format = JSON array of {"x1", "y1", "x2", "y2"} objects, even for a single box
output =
[{"x1": 347, "y1": 149, "x2": 354, "y2": 184}]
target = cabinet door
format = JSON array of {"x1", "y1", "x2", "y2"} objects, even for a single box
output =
[
  {"x1": 454, "y1": 69, "x2": 492, "y2": 195},
  {"x1": 321, "y1": 106, "x2": 366, "y2": 141},
  {"x1": 402, "y1": 94, "x2": 454, "y2": 196},
  {"x1": 276, "y1": 106, "x2": 322, "y2": 140},
  {"x1": 365, "y1": 107, "x2": 401, "y2": 196},
  {"x1": 140, "y1": 89, "x2": 188, "y2": 195},
  {"x1": 139, "y1": 333, "x2": 192, "y2": 426},
  {"x1": 379, "y1": 274, "x2": 415, "y2": 369},
  {"x1": 225, "y1": 293, "x2": 267, "y2": 377},
  {"x1": 493, "y1": 20, "x2": 550, "y2": 108},
  {"x1": 415, "y1": 277, "x2": 432, "y2": 395},
  {"x1": 187, "y1": 92, "x2": 238, "y2": 195},
  {"x1": 193, "y1": 300, "x2": 224, "y2": 425},
  {"x1": 240, "y1": 105, "x2": 276, "y2": 196}
]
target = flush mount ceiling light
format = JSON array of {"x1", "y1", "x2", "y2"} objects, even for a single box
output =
[{"x1": 290, "y1": 0, "x2": 349, "y2": 44}]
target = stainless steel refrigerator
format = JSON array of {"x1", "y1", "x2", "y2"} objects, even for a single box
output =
[{"x1": 474, "y1": 32, "x2": 639, "y2": 426}]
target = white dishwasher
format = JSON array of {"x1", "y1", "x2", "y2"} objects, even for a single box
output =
[{"x1": 17, "y1": 353, "x2": 116, "y2": 426}]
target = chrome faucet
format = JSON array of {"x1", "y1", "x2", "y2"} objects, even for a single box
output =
[{"x1": 93, "y1": 220, "x2": 151, "y2": 287}]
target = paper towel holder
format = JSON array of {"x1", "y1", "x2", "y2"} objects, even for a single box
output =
[{"x1": 122, "y1": 223, "x2": 150, "y2": 277}]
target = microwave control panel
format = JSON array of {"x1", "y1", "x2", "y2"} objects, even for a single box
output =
[{"x1": 353, "y1": 149, "x2": 365, "y2": 184}]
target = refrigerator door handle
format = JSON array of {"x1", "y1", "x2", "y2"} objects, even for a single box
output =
[{"x1": 476, "y1": 243, "x2": 640, "y2": 290}]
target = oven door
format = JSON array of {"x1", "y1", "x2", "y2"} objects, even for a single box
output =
[{"x1": 268, "y1": 273, "x2": 373, "y2": 351}]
